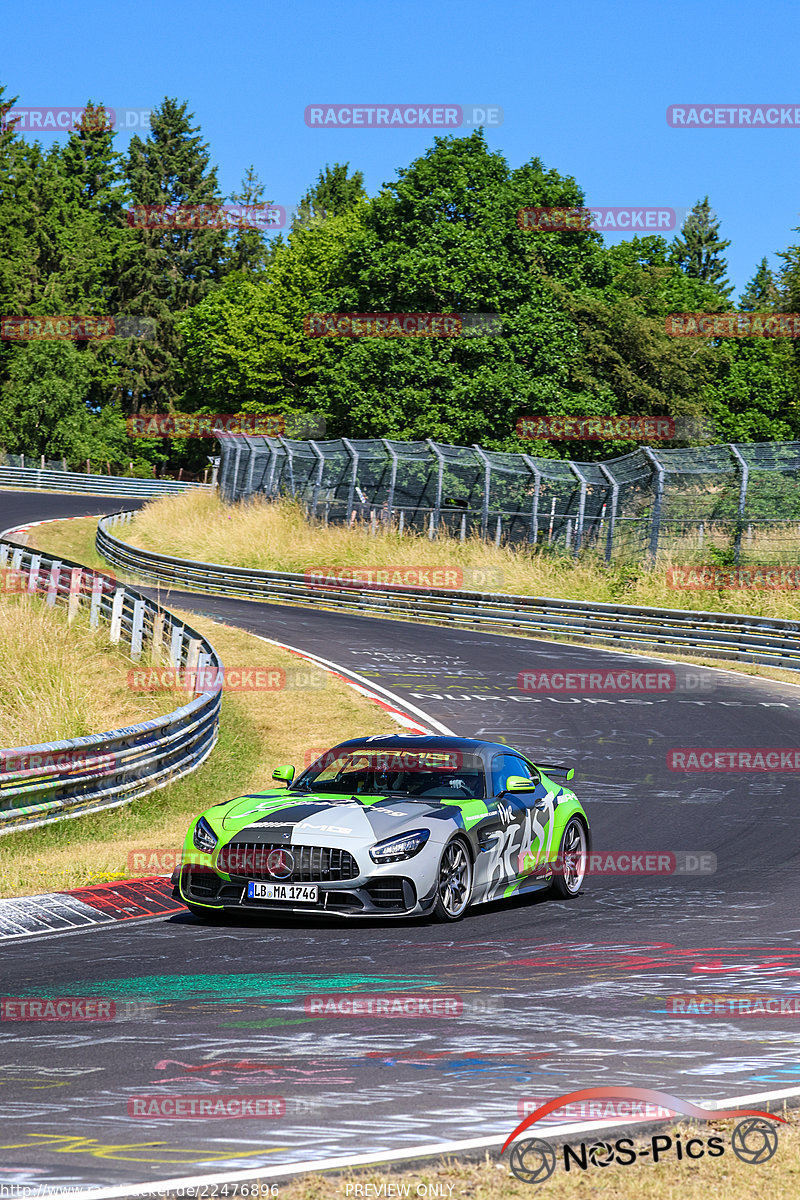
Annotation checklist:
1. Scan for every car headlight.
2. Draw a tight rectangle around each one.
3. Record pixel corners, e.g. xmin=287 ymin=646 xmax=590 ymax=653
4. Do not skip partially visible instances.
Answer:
xmin=192 ymin=816 xmax=218 ymax=854
xmin=369 ymin=828 xmax=430 ymax=863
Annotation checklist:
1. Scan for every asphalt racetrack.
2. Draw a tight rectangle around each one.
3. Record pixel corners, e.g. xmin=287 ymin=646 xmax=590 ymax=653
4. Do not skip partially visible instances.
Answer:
xmin=2 ymin=490 xmax=800 ymax=1190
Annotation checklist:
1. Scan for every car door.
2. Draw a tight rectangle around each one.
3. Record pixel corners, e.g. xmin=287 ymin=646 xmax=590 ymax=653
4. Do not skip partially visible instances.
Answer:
xmin=478 ymin=752 xmax=555 ymax=899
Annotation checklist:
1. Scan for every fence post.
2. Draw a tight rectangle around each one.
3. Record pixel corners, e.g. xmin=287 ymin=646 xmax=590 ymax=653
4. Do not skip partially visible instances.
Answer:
xmin=472 ymin=445 xmax=492 ymax=541
xmin=729 ymin=444 xmax=749 ymax=566
xmin=47 ymin=561 xmax=62 ymax=606
xmin=265 ymin=437 xmax=279 ymax=498
xmin=643 ymin=447 xmax=666 ymax=565
xmin=170 ymin=623 xmax=184 ymax=668
xmin=130 ymin=598 xmax=145 ymax=659
xmin=110 ymin=588 xmax=126 ymax=642
xmin=568 ymin=463 xmax=588 ymax=558
xmin=278 ymin=436 xmax=296 ymax=497
xmin=243 ymin=436 xmax=258 ymax=499
xmin=521 ymin=455 xmax=542 ymax=546
xmin=28 ymin=554 xmax=41 ymax=593
xmin=310 ymin=440 xmax=325 ymax=516
xmin=90 ymin=575 xmax=104 ymax=628
xmin=230 ymin=440 xmax=243 ymax=500
xmin=151 ymin=610 xmax=166 ymax=661
xmin=426 ymin=439 xmax=444 ymax=537
xmin=342 ymin=438 xmax=359 ymax=522
xmin=184 ymin=637 xmax=202 ymax=691
xmin=381 ymin=439 xmax=399 ymax=520
xmin=67 ymin=567 xmax=83 ymax=624
xmin=598 ymin=463 xmax=619 ymax=565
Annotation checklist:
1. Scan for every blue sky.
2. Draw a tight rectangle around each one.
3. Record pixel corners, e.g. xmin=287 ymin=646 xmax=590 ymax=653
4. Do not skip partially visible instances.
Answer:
xmin=4 ymin=0 xmax=799 ymax=297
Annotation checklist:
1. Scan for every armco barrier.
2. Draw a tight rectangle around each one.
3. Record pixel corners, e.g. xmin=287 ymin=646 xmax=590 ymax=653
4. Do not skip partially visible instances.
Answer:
xmin=0 ymin=464 xmax=209 ymax=497
xmin=96 ymin=511 xmax=800 ymax=673
xmin=0 ymin=532 xmax=222 ymax=834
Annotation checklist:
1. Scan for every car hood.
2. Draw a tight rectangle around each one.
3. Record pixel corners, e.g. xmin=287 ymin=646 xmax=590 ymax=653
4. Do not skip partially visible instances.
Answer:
xmin=219 ymin=790 xmax=483 ymax=842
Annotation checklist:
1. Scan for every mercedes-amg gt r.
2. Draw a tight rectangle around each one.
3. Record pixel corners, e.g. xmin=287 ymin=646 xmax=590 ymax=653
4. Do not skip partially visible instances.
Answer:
xmin=174 ymin=735 xmax=590 ymax=921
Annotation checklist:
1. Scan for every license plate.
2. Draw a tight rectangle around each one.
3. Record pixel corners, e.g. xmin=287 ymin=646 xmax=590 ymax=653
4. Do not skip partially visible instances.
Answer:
xmin=247 ymin=882 xmax=318 ymax=903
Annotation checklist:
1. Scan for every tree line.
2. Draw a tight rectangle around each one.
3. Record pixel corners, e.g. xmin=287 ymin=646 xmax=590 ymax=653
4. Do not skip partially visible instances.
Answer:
xmin=1 ymin=83 xmax=799 ymax=475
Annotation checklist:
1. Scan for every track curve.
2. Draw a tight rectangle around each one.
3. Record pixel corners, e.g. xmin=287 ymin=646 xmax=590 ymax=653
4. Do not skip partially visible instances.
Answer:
xmin=2 ymin=491 xmax=800 ymax=1190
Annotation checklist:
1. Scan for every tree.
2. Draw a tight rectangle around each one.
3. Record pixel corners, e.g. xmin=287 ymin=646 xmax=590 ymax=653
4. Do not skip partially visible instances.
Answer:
xmin=225 ymin=165 xmax=275 ymax=277
xmin=118 ymin=98 xmax=227 ymax=415
xmin=670 ymin=197 xmax=733 ymax=298
xmin=0 ymin=341 xmax=130 ymax=466
xmin=739 ymin=257 xmax=779 ymax=311
xmin=292 ymin=162 xmax=366 ymax=229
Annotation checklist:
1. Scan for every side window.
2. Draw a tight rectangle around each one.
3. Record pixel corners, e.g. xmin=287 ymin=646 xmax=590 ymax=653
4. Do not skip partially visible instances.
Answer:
xmin=490 ymin=753 xmax=537 ymax=796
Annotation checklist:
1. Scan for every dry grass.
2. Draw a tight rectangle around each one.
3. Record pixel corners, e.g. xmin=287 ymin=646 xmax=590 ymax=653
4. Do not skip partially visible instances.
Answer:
xmin=276 ymin=1111 xmax=800 ymax=1200
xmin=25 ymin=514 xmax=800 ymax=695
xmin=0 ymin=605 xmax=399 ymax=896
xmin=122 ymin=489 xmax=800 ymax=623
xmin=0 ymin=593 xmax=176 ymax=749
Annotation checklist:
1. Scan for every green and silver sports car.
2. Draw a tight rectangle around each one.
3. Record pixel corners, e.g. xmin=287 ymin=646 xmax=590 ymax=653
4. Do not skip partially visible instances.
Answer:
xmin=173 ymin=735 xmax=591 ymax=922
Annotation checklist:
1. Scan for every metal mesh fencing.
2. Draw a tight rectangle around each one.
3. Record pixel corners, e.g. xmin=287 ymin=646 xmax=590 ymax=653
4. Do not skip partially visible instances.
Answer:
xmin=217 ymin=434 xmax=800 ymax=566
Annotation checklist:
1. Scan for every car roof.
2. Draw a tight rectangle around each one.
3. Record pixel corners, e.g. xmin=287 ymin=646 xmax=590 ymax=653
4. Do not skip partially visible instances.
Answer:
xmin=329 ymin=735 xmax=529 ymax=759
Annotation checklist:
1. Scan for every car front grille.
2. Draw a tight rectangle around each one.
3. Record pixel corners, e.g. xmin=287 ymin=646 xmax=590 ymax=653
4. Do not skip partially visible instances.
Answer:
xmin=217 ymin=842 xmax=359 ymax=882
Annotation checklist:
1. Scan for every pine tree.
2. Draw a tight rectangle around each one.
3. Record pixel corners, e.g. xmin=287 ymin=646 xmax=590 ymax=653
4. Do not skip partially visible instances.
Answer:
xmin=671 ymin=197 xmax=733 ymax=298
xmin=118 ymin=98 xmax=226 ymax=414
xmin=226 ymin=165 xmax=274 ymax=276
xmin=292 ymin=162 xmax=366 ymax=229
xmin=739 ymin=257 xmax=778 ymax=311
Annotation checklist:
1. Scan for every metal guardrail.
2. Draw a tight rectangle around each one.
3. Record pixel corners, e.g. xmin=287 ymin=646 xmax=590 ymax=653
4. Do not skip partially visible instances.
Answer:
xmin=96 ymin=511 xmax=800 ymax=672
xmin=0 ymin=532 xmax=222 ymax=834
xmin=0 ymin=465 xmax=210 ymax=497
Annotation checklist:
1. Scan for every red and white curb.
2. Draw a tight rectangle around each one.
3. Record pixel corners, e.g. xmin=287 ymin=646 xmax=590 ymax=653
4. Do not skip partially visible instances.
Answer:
xmin=0 ymin=876 xmax=180 ymax=940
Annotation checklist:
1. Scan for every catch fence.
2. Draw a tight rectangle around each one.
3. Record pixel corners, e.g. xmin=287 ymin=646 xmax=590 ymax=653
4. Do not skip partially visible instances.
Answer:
xmin=218 ymin=436 xmax=800 ymax=566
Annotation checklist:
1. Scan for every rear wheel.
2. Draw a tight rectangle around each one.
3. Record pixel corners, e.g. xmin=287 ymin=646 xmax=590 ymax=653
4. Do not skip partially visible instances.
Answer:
xmin=550 ymin=817 xmax=587 ymax=898
xmin=432 ymin=838 xmax=473 ymax=921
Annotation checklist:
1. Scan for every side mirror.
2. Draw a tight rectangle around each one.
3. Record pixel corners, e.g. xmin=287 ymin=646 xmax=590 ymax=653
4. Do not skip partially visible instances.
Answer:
xmin=272 ymin=765 xmax=295 ymax=785
xmin=504 ymin=775 xmax=538 ymax=793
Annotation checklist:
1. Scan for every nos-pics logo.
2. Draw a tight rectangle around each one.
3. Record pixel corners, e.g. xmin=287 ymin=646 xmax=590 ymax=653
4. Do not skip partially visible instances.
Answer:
xmin=503 ymin=1087 xmax=784 ymax=1185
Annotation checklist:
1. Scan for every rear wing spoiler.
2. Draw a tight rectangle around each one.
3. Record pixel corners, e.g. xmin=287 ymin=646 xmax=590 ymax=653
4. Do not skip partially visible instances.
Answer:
xmin=536 ymin=763 xmax=575 ymax=781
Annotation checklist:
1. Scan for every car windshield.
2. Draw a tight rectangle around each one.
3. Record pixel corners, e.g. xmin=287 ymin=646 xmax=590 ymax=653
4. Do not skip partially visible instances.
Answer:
xmin=294 ymin=747 xmax=486 ymax=800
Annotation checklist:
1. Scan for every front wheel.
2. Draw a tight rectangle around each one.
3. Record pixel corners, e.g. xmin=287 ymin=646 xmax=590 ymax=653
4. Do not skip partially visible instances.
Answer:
xmin=432 ymin=838 xmax=473 ymax=921
xmin=550 ymin=817 xmax=588 ymax=898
